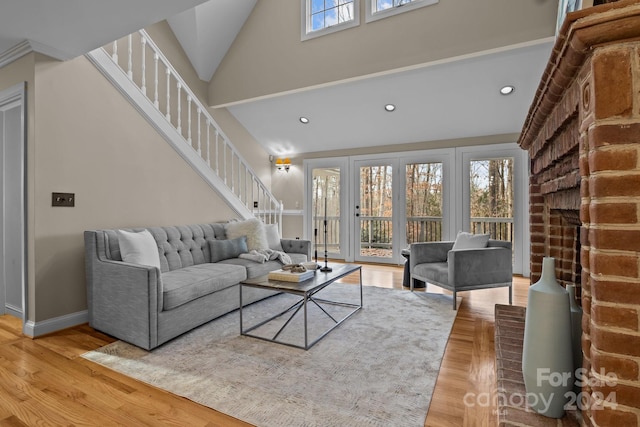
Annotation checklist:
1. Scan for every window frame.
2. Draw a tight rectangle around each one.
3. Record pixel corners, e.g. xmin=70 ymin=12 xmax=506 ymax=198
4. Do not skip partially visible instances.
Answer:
xmin=365 ymin=0 xmax=439 ymax=23
xmin=301 ymin=0 xmax=361 ymax=41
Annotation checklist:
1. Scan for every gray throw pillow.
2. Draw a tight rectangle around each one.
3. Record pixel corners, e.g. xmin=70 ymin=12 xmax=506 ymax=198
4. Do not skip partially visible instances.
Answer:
xmin=451 ymin=231 xmax=490 ymax=251
xmin=209 ymin=236 xmax=248 ymax=262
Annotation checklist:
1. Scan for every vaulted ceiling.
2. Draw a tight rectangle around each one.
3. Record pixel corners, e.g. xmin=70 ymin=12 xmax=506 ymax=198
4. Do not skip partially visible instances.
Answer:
xmin=0 ymin=0 xmax=558 ymax=156
xmin=0 ymin=0 xmax=206 ymax=62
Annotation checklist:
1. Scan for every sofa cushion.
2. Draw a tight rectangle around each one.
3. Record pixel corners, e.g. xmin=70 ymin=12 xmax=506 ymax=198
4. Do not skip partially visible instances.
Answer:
xmin=209 ymin=237 xmax=248 ymax=262
xmin=116 ymin=229 xmax=161 ymax=269
xmin=217 ymin=258 xmax=284 ymax=279
xmin=161 ymin=263 xmax=247 ymax=311
xmin=218 ymin=252 xmax=308 ymax=279
xmin=150 ymin=225 xmax=212 ymax=273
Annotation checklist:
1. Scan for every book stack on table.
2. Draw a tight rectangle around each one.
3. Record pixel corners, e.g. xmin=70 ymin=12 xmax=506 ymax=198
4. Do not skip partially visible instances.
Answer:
xmin=267 ymin=268 xmax=314 ymax=282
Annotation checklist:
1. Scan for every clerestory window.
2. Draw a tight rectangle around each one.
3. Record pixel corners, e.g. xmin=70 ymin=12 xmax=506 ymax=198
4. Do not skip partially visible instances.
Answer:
xmin=366 ymin=0 xmax=439 ymax=23
xmin=302 ymin=0 xmax=360 ymax=41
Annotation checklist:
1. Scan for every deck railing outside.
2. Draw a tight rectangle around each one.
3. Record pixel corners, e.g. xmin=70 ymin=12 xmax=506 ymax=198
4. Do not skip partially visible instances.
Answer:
xmin=312 ymin=216 xmax=514 ymax=254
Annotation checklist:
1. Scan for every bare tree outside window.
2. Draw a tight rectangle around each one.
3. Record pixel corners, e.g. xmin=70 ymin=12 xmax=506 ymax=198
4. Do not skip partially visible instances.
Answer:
xmin=310 ymin=0 xmax=355 ymax=31
xmin=469 ymin=158 xmax=514 ymax=241
xmin=376 ymin=0 xmax=412 ymax=11
xmin=406 ymin=162 xmax=443 ymax=244
xmin=359 ymin=165 xmax=393 ymax=257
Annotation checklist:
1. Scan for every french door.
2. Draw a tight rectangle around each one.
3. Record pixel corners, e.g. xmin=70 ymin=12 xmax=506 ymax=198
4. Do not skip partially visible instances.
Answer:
xmin=352 ymin=153 xmax=453 ymax=264
xmin=304 ymin=159 xmax=348 ymax=262
xmin=353 ymin=160 xmax=396 ymax=263
xmin=304 ymin=144 xmax=529 ymax=274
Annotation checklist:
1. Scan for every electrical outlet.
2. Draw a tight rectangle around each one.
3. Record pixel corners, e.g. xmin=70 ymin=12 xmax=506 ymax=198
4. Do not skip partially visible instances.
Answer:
xmin=52 ymin=192 xmax=75 ymax=207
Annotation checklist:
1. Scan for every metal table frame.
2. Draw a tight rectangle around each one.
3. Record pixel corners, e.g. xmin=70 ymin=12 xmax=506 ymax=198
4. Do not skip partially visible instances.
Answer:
xmin=239 ymin=264 xmax=362 ymax=350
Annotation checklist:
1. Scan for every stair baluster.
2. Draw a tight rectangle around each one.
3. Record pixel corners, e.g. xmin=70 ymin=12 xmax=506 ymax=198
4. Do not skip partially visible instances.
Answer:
xmin=87 ymin=29 xmax=282 ymax=231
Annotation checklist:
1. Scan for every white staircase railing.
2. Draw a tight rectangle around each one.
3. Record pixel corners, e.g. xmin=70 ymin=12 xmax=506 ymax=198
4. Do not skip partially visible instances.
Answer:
xmin=86 ymin=30 xmax=282 ymax=228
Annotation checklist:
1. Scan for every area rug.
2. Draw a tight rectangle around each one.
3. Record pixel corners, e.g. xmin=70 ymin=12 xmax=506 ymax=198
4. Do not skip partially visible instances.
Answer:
xmin=82 ymin=285 xmax=458 ymax=427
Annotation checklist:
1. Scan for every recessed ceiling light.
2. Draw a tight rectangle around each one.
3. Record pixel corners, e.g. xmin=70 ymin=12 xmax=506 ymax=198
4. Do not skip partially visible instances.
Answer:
xmin=299 ymin=117 xmax=309 ymax=124
xmin=384 ymin=104 xmax=396 ymax=112
xmin=500 ymin=85 xmax=515 ymax=95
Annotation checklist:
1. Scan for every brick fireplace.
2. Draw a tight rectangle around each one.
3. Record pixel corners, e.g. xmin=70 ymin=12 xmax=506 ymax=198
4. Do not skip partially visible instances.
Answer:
xmin=518 ymin=1 xmax=640 ymax=425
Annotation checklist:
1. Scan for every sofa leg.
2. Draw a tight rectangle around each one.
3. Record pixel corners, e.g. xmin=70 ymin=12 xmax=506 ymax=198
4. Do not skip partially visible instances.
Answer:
xmin=509 ymin=285 xmax=513 ymax=305
xmin=452 ymin=291 xmax=457 ymax=310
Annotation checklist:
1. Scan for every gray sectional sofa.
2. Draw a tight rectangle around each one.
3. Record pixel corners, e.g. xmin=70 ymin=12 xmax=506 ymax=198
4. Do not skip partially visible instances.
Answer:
xmin=84 ymin=222 xmax=311 ymax=350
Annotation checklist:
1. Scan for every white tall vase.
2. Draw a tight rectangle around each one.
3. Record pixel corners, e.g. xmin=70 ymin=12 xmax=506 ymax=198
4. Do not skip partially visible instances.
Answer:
xmin=522 ymin=257 xmax=573 ymax=418
xmin=567 ymin=284 xmax=583 ymax=395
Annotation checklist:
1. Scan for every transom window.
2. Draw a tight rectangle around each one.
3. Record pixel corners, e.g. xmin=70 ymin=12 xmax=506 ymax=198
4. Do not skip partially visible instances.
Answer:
xmin=366 ymin=0 xmax=439 ymax=22
xmin=302 ymin=0 xmax=360 ymax=41
xmin=373 ymin=0 xmax=415 ymax=13
xmin=311 ymin=0 xmax=355 ymax=31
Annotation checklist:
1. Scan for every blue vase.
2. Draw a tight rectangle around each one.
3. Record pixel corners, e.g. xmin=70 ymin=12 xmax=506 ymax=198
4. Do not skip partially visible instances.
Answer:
xmin=522 ymin=257 xmax=573 ymax=418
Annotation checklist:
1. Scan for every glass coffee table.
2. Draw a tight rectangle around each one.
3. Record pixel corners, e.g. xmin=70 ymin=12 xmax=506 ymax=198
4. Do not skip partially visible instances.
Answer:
xmin=239 ymin=264 xmax=362 ymax=350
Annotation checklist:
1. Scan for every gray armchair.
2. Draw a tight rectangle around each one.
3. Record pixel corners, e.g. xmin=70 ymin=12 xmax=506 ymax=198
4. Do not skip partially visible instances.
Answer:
xmin=409 ymin=240 xmax=513 ymax=309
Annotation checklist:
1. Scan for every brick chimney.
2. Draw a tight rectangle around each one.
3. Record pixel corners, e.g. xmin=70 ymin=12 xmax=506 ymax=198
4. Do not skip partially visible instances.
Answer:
xmin=518 ymin=1 xmax=640 ymax=425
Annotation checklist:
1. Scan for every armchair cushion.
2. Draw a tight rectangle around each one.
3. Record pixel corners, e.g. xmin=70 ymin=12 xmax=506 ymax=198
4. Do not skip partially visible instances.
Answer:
xmin=413 ymin=262 xmax=449 ymax=286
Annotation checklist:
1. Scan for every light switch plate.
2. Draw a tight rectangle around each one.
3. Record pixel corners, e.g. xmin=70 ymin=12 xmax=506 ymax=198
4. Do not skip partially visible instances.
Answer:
xmin=52 ymin=192 xmax=75 ymax=207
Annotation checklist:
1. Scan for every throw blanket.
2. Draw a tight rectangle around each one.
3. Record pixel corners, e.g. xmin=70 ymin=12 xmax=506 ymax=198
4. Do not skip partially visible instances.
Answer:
xmin=239 ymin=249 xmax=292 ymax=265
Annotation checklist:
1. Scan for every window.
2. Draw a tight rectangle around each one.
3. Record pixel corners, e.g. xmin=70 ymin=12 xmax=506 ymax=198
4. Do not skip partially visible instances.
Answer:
xmin=366 ymin=0 xmax=438 ymax=23
xmin=302 ymin=0 xmax=360 ymax=41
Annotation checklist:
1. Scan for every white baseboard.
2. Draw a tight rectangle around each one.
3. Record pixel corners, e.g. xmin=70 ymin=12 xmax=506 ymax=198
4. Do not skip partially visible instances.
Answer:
xmin=5 ymin=304 xmax=22 ymax=319
xmin=23 ymin=310 xmax=89 ymax=337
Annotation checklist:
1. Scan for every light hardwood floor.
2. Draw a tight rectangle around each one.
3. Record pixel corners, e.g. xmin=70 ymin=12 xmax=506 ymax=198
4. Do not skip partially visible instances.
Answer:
xmin=0 ymin=264 xmax=529 ymax=426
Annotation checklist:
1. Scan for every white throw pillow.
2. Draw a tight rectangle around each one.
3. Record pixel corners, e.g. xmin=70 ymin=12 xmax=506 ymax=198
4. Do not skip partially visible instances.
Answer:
xmin=264 ymin=223 xmax=284 ymax=252
xmin=117 ymin=229 xmax=161 ymax=269
xmin=225 ymin=218 xmax=269 ymax=252
xmin=451 ymin=231 xmax=490 ymax=251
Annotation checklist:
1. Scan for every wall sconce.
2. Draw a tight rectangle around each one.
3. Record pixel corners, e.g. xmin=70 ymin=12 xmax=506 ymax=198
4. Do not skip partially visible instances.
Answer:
xmin=275 ymin=157 xmax=291 ymax=172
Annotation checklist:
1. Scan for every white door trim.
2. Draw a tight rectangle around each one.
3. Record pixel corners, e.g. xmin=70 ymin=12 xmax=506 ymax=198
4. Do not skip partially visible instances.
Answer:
xmin=0 ymin=82 xmax=27 ymax=325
